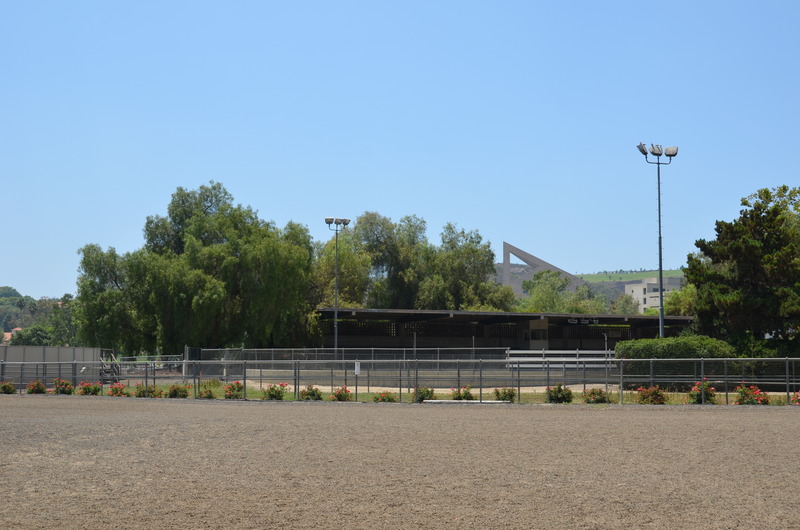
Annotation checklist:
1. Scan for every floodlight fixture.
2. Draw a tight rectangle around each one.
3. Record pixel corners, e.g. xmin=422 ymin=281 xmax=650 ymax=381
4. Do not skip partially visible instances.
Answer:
xmin=325 ymin=216 xmax=350 ymax=360
xmin=635 ymin=141 xmax=680 ymax=338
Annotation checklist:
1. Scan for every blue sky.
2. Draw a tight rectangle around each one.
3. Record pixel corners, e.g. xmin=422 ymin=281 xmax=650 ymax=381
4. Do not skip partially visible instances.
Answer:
xmin=3 ymin=1 xmax=799 ymax=299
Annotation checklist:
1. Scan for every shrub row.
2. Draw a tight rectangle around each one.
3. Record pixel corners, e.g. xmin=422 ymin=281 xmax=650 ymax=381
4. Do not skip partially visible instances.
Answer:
xmin=5 ymin=379 xmax=797 ymax=406
xmin=615 ymin=335 xmax=735 ymax=359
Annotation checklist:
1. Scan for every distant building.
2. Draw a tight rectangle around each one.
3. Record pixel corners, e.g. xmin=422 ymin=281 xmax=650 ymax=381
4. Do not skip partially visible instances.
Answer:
xmin=624 ymin=277 xmax=683 ymax=314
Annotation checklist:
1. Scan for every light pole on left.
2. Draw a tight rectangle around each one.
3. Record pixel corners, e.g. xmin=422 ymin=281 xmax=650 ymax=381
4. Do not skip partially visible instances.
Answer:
xmin=325 ymin=217 xmax=350 ymax=360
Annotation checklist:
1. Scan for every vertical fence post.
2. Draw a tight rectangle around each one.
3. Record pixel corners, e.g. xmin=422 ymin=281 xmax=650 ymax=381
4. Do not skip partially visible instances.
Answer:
xmin=295 ymin=361 xmax=300 ymax=400
xmin=546 ymin=360 xmax=550 ymax=403
xmin=724 ymin=359 xmax=729 ymax=405
xmin=145 ymin=363 xmax=149 ymax=394
xmin=649 ymin=359 xmax=654 ymax=388
xmin=398 ymin=363 xmax=402 ymax=402
xmin=701 ymin=358 xmax=705 ymax=405
xmin=619 ymin=359 xmax=624 ymax=405
xmin=517 ymin=361 xmax=521 ymax=403
xmin=786 ymin=358 xmax=791 ymax=405
xmin=457 ymin=360 xmax=461 ymax=392
xmin=479 ymin=360 xmax=483 ymax=402
xmin=72 ymin=361 xmax=77 ymax=389
xmin=243 ymin=360 xmax=247 ymax=400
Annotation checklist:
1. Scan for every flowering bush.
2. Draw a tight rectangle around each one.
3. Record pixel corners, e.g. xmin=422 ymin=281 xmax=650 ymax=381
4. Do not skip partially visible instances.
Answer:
xmin=224 ymin=381 xmax=244 ymax=399
xmin=262 ymin=382 xmax=289 ymax=400
xmin=51 ymin=378 xmax=74 ymax=395
xmin=26 ymin=380 xmax=46 ymax=394
xmin=373 ymin=392 xmax=398 ymax=402
xmin=0 ymin=381 xmax=17 ymax=394
xmin=166 ymin=384 xmax=190 ymax=398
xmin=134 ymin=383 xmax=163 ymax=398
xmin=413 ymin=386 xmax=435 ymax=403
xmin=636 ymin=386 xmax=666 ymax=405
xmin=582 ymin=388 xmax=610 ymax=404
xmin=546 ymin=383 xmax=573 ymax=403
xmin=686 ymin=380 xmax=716 ymax=404
xmin=493 ymin=387 xmax=517 ymax=402
xmin=791 ymin=392 xmax=800 ymax=406
xmin=734 ymin=384 xmax=770 ymax=405
xmin=107 ymin=382 xmax=131 ymax=397
xmin=198 ymin=388 xmax=216 ymax=399
xmin=330 ymin=386 xmax=353 ymax=401
xmin=300 ymin=385 xmax=323 ymax=401
xmin=77 ymin=381 xmax=102 ymax=396
xmin=450 ymin=386 xmax=475 ymax=400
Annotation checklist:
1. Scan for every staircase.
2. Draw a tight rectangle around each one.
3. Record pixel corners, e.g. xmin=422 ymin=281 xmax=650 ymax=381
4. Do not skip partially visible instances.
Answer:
xmin=99 ymin=352 xmax=121 ymax=384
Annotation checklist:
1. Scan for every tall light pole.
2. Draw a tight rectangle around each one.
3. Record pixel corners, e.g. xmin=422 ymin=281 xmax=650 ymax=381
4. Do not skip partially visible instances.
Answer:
xmin=636 ymin=143 xmax=678 ymax=338
xmin=325 ymin=216 xmax=350 ymax=360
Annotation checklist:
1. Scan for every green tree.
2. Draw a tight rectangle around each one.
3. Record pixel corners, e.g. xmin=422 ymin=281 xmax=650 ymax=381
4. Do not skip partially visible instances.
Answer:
xmin=517 ymin=270 xmax=571 ymax=312
xmin=313 ymin=230 xmax=372 ymax=308
xmin=664 ymin=283 xmax=696 ymax=317
xmin=9 ymin=325 xmax=52 ymax=346
xmin=684 ymin=185 xmax=800 ymax=352
xmin=351 ymin=214 xmax=511 ymax=311
xmin=77 ymin=182 xmax=315 ymax=354
xmin=609 ymin=293 xmax=640 ymax=315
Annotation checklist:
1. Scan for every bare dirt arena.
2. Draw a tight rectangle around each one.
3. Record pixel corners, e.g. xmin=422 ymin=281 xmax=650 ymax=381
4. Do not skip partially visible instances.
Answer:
xmin=3 ymin=396 xmax=800 ymax=529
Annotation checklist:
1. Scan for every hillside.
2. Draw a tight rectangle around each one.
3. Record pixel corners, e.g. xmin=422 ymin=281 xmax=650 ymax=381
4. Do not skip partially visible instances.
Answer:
xmin=577 ymin=270 xmax=684 ymax=283
xmin=496 ymin=265 xmax=684 ymax=299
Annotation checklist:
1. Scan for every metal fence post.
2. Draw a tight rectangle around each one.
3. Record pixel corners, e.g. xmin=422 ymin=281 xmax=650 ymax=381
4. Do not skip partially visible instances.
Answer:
xmin=398 ymin=363 xmax=402 ymax=401
xmin=724 ymin=359 xmax=729 ymax=405
xmin=243 ymin=360 xmax=247 ymax=399
xmin=619 ymin=359 xmax=624 ymax=405
xmin=701 ymin=358 xmax=705 ymax=405
xmin=546 ymin=360 xmax=550 ymax=403
xmin=457 ymin=360 xmax=461 ymax=391
xmin=479 ymin=360 xmax=483 ymax=402
xmin=72 ymin=361 xmax=77 ymax=389
xmin=786 ymin=358 xmax=791 ymax=405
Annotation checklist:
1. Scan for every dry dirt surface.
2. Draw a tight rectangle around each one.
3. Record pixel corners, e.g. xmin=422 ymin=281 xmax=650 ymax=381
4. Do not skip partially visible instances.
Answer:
xmin=3 ymin=396 xmax=800 ymax=529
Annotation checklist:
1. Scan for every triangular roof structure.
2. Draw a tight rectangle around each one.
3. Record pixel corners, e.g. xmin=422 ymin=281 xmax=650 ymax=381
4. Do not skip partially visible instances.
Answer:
xmin=502 ymin=242 xmax=585 ymax=294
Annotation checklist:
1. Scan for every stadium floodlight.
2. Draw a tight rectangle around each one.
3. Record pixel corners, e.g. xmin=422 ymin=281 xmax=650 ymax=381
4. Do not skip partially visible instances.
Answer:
xmin=326 ymin=216 xmax=350 ymax=360
xmin=636 ymin=142 xmax=679 ymax=338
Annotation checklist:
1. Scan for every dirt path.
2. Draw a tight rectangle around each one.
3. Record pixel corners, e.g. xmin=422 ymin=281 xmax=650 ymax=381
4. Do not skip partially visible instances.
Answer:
xmin=2 ymin=395 xmax=799 ymax=528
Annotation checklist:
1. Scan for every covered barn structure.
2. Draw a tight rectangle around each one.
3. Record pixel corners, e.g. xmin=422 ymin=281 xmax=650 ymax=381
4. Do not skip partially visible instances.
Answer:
xmin=318 ymin=308 xmax=693 ymax=352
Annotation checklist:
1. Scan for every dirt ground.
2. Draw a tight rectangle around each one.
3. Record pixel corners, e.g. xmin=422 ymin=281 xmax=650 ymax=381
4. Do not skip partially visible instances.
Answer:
xmin=2 ymin=396 xmax=800 ymax=529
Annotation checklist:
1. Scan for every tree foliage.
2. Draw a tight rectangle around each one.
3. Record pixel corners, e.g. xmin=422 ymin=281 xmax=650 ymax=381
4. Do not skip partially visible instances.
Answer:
xmin=684 ymin=185 xmax=800 ymax=352
xmin=516 ymin=270 xmax=638 ymax=314
xmin=334 ymin=213 xmax=513 ymax=311
xmin=77 ymin=182 xmax=314 ymax=354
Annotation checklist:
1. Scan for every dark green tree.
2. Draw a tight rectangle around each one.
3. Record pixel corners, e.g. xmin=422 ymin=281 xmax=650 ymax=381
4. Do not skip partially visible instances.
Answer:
xmin=684 ymin=185 xmax=800 ymax=353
